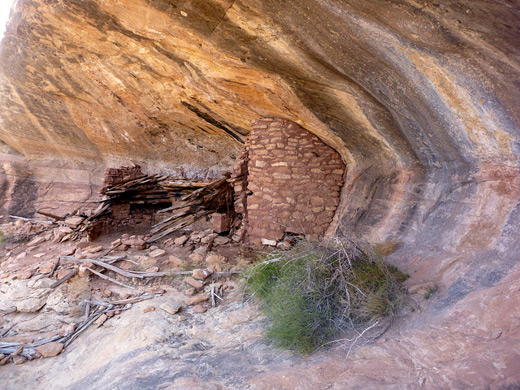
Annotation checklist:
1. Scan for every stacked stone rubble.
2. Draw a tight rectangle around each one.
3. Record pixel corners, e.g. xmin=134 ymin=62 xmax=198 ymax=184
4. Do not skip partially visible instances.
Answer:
xmin=228 ymin=151 xmax=249 ymax=242
xmin=103 ymin=165 xmax=143 ymax=188
xmin=242 ymin=117 xmax=345 ymax=245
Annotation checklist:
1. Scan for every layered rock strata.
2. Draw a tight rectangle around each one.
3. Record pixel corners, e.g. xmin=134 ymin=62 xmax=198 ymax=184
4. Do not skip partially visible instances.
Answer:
xmin=0 ymin=0 xmax=519 ymax=387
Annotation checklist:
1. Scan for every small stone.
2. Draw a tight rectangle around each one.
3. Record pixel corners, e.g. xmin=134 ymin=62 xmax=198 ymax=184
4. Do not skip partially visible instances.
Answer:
xmin=213 ymin=236 xmax=231 ymax=245
xmin=185 ymin=288 xmax=196 ymax=296
xmin=174 ymin=235 xmax=188 ymax=246
xmin=85 ymin=245 xmax=103 ymax=253
xmin=149 ymin=249 xmax=166 ymax=258
xmin=34 ymin=252 xmax=46 ymax=258
xmin=138 ymin=256 xmax=157 ymax=266
xmin=111 ymin=238 xmax=122 ymax=246
xmin=192 ymin=268 xmax=212 ymax=280
xmin=223 ymin=280 xmax=236 ymax=290
xmin=56 ymin=269 xmax=72 ymax=280
xmin=65 ymin=216 xmax=84 ymax=228
xmin=30 ymin=351 xmax=42 ymax=360
xmin=212 ymin=213 xmax=230 ymax=233
xmin=103 ymin=289 xmax=112 ymax=297
xmin=123 ymin=238 xmax=146 ymax=249
xmin=60 ymin=247 xmax=76 ymax=256
xmin=163 ymin=237 xmax=174 ymax=246
xmin=183 ymin=277 xmax=204 ymax=289
xmin=30 ymin=278 xmax=54 ymax=289
xmin=201 ymin=234 xmax=216 ymax=244
xmin=188 ymin=253 xmax=204 ymax=263
xmin=58 ymin=226 xmax=74 ymax=234
xmin=16 ymin=269 xmax=34 ymax=280
xmin=36 ymin=342 xmax=64 ymax=357
xmin=185 ymin=294 xmax=209 ymax=306
xmin=193 ymin=245 xmax=208 ymax=256
xmin=59 ymin=323 xmax=77 ymax=336
xmin=13 ymin=355 xmax=27 ymax=365
xmin=121 ymin=293 xmax=131 ymax=300
xmin=143 ymin=306 xmax=155 ymax=313
xmin=145 ymin=266 xmax=159 ymax=273
xmin=276 ymin=240 xmax=292 ymax=250
xmin=160 ymin=301 xmax=183 ymax=315
xmin=164 ymin=255 xmax=185 ymax=268
xmin=27 ymin=236 xmax=46 ymax=247
xmin=193 ymin=304 xmax=207 ymax=313
xmin=205 ymin=253 xmax=225 ymax=271
xmin=95 ymin=314 xmax=108 ymax=328
xmin=149 ymin=288 xmax=166 ymax=294
xmin=14 ymin=219 xmax=24 ymax=227
xmin=114 ymin=244 xmax=129 ymax=251
xmin=261 ymin=238 xmax=277 ymax=246
xmin=78 ymin=265 xmax=90 ymax=278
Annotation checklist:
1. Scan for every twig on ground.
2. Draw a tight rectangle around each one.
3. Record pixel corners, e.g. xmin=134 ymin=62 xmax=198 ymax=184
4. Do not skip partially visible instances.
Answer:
xmin=83 ymin=266 xmax=136 ymax=290
xmin=50 ymin=269 xmax=79 ymax=289
xmin=0 ymin=324 xmax=16 ymax=338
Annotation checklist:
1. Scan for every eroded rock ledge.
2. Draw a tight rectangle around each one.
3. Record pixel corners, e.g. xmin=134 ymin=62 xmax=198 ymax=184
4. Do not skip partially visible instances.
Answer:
xmin=0 ymin=0 xmax=519 ymax=388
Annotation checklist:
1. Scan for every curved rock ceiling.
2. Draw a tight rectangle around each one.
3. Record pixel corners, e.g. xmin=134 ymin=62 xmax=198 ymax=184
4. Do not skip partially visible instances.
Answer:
xmin=0 ymin=0 xmax=519 ymax=387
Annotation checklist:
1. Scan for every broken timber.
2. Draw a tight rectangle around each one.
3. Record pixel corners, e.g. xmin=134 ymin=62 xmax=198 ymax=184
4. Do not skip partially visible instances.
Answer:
xmin=146 ymin=177 xmax=234 ymax=243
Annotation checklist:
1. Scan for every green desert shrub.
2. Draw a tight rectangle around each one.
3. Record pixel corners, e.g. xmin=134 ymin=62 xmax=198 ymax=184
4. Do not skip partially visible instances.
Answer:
xmin=244 ymin=240 xmax=408 ymax=354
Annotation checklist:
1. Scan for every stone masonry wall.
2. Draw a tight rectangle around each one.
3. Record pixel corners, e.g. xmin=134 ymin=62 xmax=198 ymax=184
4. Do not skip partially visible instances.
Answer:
xmin=246 ymin=118 xmax=345 ymax=245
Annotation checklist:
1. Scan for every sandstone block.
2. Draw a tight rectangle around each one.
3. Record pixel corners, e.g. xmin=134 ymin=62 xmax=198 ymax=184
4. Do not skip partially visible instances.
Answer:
xmin=36 ymin=342 xmax=64 ymax=358
xmin=193 ymin=304 xmax=207 ymax=313
xmin=27 ymin=237 xmax=46 ymax=247
xmin=64 ymin=216 xmax=84 ymax=228
xmin=214 ymin=236 xmax=231 ymax=245
xmin=261 ymin=238 xmax=277 ymax=246
xmin=149 ymin=249 xmax=166 ymax=258
xmin=212 ymin=213 xmax=230 ymax=233
xmin=183 ymin=277 xmax=204 ymax=289
xmin=192 ymin=268 xmax=212 ymax=280
xmin=160 ymin=301 xmax=183 ymax=315
xmin=185 ymin=294 xmax=209 ymax=306
xmin=174 ymin=235 xmax=189 ymax=246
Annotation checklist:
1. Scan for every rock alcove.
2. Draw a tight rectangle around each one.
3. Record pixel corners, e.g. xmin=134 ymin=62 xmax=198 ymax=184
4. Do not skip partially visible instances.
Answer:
xmin=0 ymin=0 xmax=519 ymax=388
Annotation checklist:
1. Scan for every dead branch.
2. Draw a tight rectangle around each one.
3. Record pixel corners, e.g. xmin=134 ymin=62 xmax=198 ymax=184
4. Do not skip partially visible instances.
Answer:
xmin=50 ymin=269 xmax=79 ymax=289
xmin=83 ymin=266 xmax=136 ymax=290
xmin=36 ymin=210 xmax=65 ymax=221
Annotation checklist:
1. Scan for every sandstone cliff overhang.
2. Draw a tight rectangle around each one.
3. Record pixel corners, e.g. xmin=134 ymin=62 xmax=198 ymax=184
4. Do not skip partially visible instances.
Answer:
xmin=0 ymin=0 xmax=519 ymax=387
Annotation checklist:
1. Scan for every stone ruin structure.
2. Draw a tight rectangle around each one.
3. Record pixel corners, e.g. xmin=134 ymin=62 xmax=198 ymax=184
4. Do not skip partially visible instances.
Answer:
xmin=1 ymin=0 xmax=519 ymax=387
xmin=231 ymin=118 xmax=345 ymax=245
xmin=86 ymin=119 xmax=345 ymax=247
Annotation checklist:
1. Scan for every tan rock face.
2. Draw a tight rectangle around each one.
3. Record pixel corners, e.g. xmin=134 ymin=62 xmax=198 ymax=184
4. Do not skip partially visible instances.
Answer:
xmin=0 ymin=0 xmax=519 ymax=388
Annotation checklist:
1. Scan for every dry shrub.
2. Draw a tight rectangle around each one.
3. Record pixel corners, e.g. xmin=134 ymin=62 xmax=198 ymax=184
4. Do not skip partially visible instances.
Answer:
xmin=244 ymin=239 xmax=408 ymax=354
